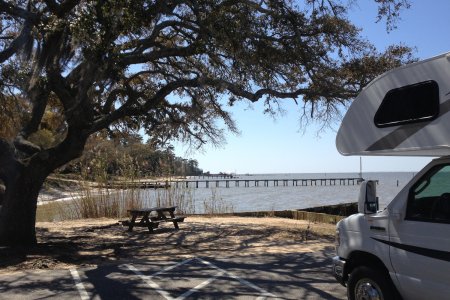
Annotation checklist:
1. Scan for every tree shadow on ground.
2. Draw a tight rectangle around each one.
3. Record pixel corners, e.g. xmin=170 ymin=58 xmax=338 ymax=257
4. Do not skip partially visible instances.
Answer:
xmin=0 ymin=218 xmax=334 ymax=274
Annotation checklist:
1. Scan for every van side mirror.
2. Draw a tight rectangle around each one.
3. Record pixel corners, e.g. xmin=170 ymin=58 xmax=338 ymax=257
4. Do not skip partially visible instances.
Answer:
xmin=358 ymin=180 xmax=379 ymax=214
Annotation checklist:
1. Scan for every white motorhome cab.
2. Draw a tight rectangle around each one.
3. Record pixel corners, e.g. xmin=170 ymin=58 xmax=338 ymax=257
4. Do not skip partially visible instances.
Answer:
xmin=333 ymin=52 xmax=450 ymax=300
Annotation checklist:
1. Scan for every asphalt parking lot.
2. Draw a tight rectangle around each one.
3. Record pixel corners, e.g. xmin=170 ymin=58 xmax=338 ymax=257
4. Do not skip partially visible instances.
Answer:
xmin=0 ymin=249 xmax=346 ymax=299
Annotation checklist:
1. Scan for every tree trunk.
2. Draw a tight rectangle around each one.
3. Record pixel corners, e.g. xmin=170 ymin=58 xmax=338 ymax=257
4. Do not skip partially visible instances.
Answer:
xmin=0 ymin=160 xmax=47 ymax=246
xmin=0 ymin=132 xmax=87 ymax=246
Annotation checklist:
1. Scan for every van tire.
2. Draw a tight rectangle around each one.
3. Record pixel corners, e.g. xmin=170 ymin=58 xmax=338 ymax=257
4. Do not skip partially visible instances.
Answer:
xmin=347 ymin=266 xmax=396 ymax=300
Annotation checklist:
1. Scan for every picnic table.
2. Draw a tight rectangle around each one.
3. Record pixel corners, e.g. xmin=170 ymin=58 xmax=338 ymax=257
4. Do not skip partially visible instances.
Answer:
xmin=122 ymin=206 xmax=185 ymax=233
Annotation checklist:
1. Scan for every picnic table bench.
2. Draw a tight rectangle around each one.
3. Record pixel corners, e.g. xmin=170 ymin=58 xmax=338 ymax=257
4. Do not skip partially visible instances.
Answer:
xmin=121 ymin=206 xmax=185 ymax=233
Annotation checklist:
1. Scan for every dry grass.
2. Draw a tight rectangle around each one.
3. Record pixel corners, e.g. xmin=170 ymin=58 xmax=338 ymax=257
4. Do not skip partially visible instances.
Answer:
xmin=37 ymin=184 xmax=236 ymax=222
xmin=36 ymin=188 xmax=144 ymax=221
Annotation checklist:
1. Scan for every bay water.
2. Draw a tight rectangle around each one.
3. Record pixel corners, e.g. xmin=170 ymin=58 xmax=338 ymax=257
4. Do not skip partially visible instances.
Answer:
xmin=143 ymin=172 xmax=417 ymax=213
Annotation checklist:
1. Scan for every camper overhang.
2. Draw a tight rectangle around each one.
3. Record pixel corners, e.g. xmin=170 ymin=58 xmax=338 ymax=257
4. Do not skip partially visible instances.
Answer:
xmin=336 ymin=51 xmax=450 ymax=157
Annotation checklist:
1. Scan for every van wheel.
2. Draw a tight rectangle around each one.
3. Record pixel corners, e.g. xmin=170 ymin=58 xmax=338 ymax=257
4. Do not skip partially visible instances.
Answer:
xmin=348 ymin=266 xmax=395 ymax=300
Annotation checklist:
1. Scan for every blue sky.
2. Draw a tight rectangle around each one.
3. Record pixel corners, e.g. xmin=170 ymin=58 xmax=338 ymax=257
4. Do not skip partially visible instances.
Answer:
xmin=175 ymin=0 xmax=450 ymax=174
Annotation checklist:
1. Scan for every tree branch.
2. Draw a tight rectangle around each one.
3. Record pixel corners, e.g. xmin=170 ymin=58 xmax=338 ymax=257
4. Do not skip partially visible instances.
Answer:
xmin=43 ymin=0 xmax=81 ymax=17
xmin=0 ymin=1 xmax=38 ymax=20
xmin=20 ymin=80 xmax=50 ymax=138
xmin=0 ymin=19 xmax=33 ymax=63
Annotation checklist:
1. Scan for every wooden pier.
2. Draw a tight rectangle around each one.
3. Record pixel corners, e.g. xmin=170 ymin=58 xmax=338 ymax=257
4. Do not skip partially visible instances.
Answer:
xmin=161 ymin=177 xmax=367 ymax=189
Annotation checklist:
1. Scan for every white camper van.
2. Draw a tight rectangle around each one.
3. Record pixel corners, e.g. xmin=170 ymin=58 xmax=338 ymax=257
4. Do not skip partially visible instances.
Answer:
xmin=333 ymin=52 xmax=450 ymax=300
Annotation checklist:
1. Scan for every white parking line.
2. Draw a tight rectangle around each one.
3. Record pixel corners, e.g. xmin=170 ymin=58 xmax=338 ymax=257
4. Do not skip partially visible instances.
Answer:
xmin=70 ymin=268 xmax=89 ymax=300
xmin=175 ymin=270 xmax=225 ymax=300
xmin=147 ymin=257 xmax=196 ymax=279
xmin=196 ymin=257 xmax=278 ymax=299
xmin=127 ymin=257 xmax=279 ymax=299
xmin=125 ymin=264 xmax=175 ymax=300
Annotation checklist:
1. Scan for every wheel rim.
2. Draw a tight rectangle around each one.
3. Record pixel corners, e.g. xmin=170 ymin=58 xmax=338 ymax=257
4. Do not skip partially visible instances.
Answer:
xmin=354 ymin=278 xmax=383 ymax=300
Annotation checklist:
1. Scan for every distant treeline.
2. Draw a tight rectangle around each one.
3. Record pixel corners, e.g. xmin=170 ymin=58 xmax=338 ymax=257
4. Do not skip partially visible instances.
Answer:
xmin=58 ymin=133 xmax=202 ymax=179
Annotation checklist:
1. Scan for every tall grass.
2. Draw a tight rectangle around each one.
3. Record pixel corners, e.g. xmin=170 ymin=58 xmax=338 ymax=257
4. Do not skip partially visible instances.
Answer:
xmin=36 ymin=184 xmax=144 ymax=222
xmin=153 ymin=186 xmax=196 ymax=215
xmin=37 ymin=150 xmax=235 ymax=221
xmin=37 ymin=154 xmax=146 ymax=221
xmin=37 ymin=184 xmax=234 ymax=222
xmin=37 ymin=174 xmax=233 ymax=221
xmin=203 ymin=188 xmax=234 ymax=215
xmin=73 ymin=183 xmax=144 ymax=219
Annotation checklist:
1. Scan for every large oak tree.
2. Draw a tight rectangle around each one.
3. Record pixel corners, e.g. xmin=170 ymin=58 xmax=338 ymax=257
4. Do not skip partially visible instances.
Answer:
xmin=0 ymin=0 xmax=413 ymax=246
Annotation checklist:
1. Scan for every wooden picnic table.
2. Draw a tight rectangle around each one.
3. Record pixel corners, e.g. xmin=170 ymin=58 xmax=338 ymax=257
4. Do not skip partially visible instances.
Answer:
xmin=122 ymin=206 xmax=185 ymax=233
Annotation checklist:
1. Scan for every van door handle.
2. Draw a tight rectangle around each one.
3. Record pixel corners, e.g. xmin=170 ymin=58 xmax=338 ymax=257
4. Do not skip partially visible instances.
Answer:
xmin=370 ymin=226 xmax=386 ymax=232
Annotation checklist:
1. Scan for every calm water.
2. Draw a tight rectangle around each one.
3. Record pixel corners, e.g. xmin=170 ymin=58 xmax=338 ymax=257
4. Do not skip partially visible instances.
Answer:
xmin=142 ymin=172 xmax=417 ymax=213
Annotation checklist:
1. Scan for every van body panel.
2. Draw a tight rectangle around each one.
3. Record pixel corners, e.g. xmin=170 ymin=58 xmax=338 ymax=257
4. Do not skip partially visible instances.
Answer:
xmin=336 ymin=212 xmax=392 ymax=271
xmin=388 ymin=157 xmax=450 ymax=299
xmin=389 ymin=220 xmax=450 ymax=299
xmin=333 ymin=52 xmax=450 ymax=299
xmin=334 ymin=158 xmax=450 ymax=299
xmin=336 ymin=52 xmax=450 ymax=156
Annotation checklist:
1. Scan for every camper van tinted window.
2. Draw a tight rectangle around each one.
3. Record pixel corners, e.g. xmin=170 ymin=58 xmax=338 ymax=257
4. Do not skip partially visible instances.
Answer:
xmin=406 ymin=164 xmax=450 ymax=224
xmin=374 ymin=80 xmax=439 ymax=128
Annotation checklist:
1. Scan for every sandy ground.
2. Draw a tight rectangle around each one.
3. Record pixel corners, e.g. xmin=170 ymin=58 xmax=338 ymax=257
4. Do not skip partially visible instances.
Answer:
xmin=0 ymin=216 xmax=336 ymax=274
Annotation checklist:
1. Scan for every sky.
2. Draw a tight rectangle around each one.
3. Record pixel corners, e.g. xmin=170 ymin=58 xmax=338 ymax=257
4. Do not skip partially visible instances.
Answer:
xmin=175 ymin=0 xmax=450 ymax=175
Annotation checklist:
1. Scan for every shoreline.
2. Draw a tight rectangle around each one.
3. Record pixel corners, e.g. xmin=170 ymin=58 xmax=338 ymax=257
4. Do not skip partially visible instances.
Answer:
xmin=38 ymin=176 xmax=188 ymax=204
